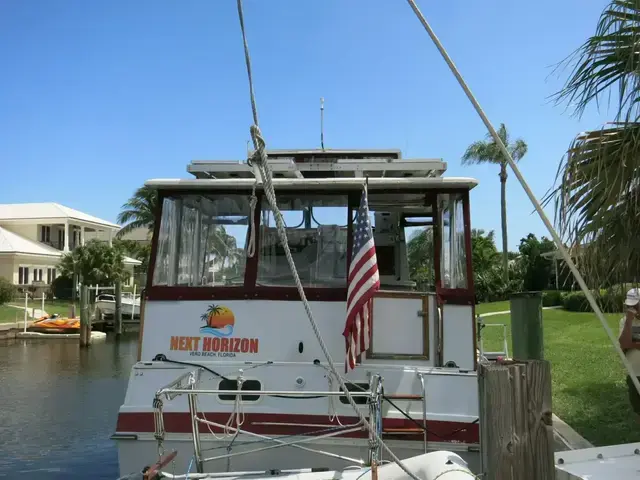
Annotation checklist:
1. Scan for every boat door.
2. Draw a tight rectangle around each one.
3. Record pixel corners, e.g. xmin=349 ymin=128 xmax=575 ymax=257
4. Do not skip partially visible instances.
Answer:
xmin=362 ymin=191 xmax=475 ymax=370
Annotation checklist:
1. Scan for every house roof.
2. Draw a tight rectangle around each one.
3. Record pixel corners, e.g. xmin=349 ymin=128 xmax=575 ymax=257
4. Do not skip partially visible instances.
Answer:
xmin=0 ymin=203 xmax=120 ymax=229
xmin=0 ymin=226 xmax=62 ymax=257
xmin=123 ymin=256 xmax=142 ymax=266
xmin=119 ymin=226 xmax=151 ymax=242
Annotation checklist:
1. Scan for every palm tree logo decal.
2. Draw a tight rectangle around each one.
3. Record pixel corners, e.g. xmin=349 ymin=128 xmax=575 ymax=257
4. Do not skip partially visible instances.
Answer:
xmin=200 ymin=304 xmax=235 ymax=337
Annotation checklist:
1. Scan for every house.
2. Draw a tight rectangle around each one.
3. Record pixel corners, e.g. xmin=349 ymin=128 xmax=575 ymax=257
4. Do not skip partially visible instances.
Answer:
xmin=119 ymin=226 xmax=151 ymax=245
xmin=0 ymin=203 xmax=142 ymax=291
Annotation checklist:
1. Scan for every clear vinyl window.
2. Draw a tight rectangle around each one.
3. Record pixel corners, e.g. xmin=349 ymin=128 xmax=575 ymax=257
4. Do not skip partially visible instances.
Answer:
xmin=438 ymin=193 xmax=467 ymax=289
xmin=152 ymin=194 xmax=250 ymax=286
xmin=257 ymin=195 xmax=348 ymax=288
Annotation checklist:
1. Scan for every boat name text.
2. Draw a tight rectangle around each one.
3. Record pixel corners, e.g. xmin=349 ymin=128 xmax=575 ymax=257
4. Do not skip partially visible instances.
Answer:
xmin=169 ymin=336 xmax=259 ymax=357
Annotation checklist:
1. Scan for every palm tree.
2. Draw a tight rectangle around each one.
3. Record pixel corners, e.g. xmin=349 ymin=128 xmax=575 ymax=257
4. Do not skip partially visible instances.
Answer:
xmin=117 ymin=185 xmax=158 ymax=237
xmin=200 ymin=304 xmax=224 ymax=327
xmin=462 ymin=124 xmax=527 ymax=281
xmin=548 ymin=0 xmax=640 ymax=286
xmin=59 ymin=240 xmax=126 ymax=285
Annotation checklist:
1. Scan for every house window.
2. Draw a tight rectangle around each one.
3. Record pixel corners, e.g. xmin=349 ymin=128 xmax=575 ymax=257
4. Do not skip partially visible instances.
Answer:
xmin=18 ymin=267 xmax=29 ymax=285
xmin=40 ymin=226 xmax=51 ymax=243
xmin=47 ymin=268 xmax=57 ymax=284
xmin=57 ymin=230 xmax=65 ymax=249
xmin=31 ymin=268 xmax=43 ymax=283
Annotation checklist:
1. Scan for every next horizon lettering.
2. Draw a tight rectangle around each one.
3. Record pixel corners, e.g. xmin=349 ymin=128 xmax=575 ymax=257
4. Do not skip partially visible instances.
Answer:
xmin=169 ymin=336 xmax=259 ymax=354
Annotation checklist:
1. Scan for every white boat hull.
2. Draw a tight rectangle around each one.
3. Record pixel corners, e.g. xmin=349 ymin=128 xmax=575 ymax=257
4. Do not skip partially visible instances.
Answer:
xmin=96 ymin=300 xmax=140 ymax=318
xmin=115 ymin=435 xmax=480 ymax=478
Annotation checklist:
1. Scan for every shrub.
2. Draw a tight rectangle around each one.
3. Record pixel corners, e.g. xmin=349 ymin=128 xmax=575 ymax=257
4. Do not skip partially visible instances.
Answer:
xmin=600 ymin=289 xmax=625 ymax=313
xmin=0 ymin=277 xmax=16 ymax=305
xmin=563 ymin=292 xmax=591 ymax=312
xmin=51 ymin=276 xmax=74 ymax=300
xmin=542 ymin=290 xmax=564 ymax=307
xmin=563 ymin=288 xmax=626 ymax=313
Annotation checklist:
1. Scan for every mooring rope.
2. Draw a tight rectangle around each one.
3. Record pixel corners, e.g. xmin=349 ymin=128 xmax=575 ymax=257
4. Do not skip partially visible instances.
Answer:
xmin=234 ymin=1 xmax=421 ymax=478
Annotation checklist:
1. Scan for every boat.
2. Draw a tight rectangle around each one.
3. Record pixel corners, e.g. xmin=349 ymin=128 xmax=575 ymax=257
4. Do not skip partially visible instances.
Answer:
xmin=27 ymin=314 xmax=80 ymax=334
xmin=124 ymin=450 xmax=475 ymax=480
xmin=113 ymin=149 xmax=484 ymax=477
xmin=96 ymin=292 xmax=141 ymax=318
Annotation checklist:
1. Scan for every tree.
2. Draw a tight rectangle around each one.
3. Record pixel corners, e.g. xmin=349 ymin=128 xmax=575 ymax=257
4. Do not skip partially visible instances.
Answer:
xmin=470 ymin=229 xmax=522 ymax=302
xmin=407 ymin=227 xmax=435 ymax=291
xmin=113 ymin=238 xmax=151 ymax=285
xmin=58 ymin=240 xmax=127 ymax=286
xmin=471 ymin=229 xmax=499 ymax=275
xmin=462 ymin=124 xmax=528 ymax=281
xmin=116 ymin=185 xmax=158 ymax=237
xmin=113 ymin=239 xmax=151 ymax=272
xmin=517 ymin=234 xmax=556 ymax=291
xmin=549 ymin=0 xmax=640 ymax=287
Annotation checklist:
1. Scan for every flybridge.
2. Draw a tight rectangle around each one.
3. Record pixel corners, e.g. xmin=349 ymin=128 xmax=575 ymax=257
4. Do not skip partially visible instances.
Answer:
xmin=187 ymin=149 xmax=448 ymax=180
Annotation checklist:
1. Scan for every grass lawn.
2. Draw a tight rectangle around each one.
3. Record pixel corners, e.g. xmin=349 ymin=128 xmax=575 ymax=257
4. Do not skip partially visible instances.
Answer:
xmin=476 ymin=300 xmax=510 ymax=315
xmin=8 ymin=299 xmax=76 ymax=317
xmin=478 ymin=301 xmax=638 ymax=446
xmin=0 ymin=305 xmax=23 ymax=324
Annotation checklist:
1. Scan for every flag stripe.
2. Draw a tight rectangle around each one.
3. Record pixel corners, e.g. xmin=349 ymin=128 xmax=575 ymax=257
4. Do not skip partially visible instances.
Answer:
xmin=346 ymin=264 xmax=379 ymax=314
xmin=348 ymin=239 xmax=376 ymax=282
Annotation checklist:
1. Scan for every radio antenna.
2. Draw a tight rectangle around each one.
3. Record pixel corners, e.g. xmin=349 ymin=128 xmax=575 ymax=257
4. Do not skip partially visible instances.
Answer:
xmin=320 ymin=97 xmax=325 ymax=151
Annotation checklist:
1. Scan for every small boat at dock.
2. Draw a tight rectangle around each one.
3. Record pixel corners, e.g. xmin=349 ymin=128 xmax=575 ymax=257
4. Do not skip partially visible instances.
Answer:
xmin=96 ymin=292 xmax=141 ymax=319
xmin=27 ymin=314 xmax=80 ymax=334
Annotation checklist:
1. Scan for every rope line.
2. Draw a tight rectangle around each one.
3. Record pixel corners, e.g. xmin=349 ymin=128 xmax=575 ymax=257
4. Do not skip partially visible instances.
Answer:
xmin=234 ymin=1 xmax=420 ymax=478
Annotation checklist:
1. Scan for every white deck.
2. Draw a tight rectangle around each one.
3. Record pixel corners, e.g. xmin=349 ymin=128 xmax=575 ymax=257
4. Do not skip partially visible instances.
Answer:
xmin=555 ymin=443 xmax=640 ymax=479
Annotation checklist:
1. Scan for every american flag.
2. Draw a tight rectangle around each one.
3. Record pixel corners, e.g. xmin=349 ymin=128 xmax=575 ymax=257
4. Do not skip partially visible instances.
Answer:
xmin=343 ymin=185 xmax=380 ymax=372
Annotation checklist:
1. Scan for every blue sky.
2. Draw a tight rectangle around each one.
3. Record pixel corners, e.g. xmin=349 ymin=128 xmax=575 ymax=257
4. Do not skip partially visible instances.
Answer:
xmin=0 ymin=0 xmax=613 ymax=250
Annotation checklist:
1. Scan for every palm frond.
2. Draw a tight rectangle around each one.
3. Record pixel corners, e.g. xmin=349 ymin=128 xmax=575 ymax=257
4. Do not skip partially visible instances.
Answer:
xmin=461 ymin=141 xmax=500 ymax=166
xmin=116 ymin=185 xmax=158 ymax=237
xmin=553 ymin=0 xmax=640 ymax=121
xmin=547 ymin=121 xmax=640 ymax=285
xmin=509 ymin=139 xmax=528 ymax=162
xmin=461 ymin=123 xmax=526 ymax=166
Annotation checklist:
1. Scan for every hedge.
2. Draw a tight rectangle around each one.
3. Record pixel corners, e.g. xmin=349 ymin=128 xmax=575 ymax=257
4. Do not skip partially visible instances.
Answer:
xmin=0 ymin=277 xmax=16 ymax=305
xmin=562 ymin=288 xmax=626 ymax=313
xmin=542 ymin=290 xmax=565 ymax=307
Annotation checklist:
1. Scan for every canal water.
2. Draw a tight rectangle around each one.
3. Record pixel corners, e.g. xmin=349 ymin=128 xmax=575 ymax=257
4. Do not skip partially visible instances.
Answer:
xmin=0 ymin=333 xmax=139 ymax=480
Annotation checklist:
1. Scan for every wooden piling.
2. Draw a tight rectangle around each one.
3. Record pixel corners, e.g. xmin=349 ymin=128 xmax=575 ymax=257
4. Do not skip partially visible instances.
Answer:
xmin=114 ymin=280 xmax=123 ymax=337
xmin=478 ymin=360 xmax=554 ymax=480
xmin=79 ymin=285 xmax=91 ymax=347
xmin=71 ymin=273 xmax=78 ymax=318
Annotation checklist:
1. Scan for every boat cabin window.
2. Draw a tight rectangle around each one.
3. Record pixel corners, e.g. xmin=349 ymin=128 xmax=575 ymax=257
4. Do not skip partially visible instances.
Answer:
xmin=439 ymin=193 xmax=467 ymax=289
xmin=152 ymin=194 xmax=250 ymax=286
xmin=148 ymin=188 xmax=472 ymax=301
xmin=258 ymin=195 xmax=348 ymax=288
xmin=367 ymin=193 xmax=434 ymax=292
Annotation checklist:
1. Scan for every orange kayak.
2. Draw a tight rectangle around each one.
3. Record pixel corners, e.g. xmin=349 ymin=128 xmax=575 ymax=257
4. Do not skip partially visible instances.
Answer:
xmin=27 ymin=314 xmax=80 ymax=333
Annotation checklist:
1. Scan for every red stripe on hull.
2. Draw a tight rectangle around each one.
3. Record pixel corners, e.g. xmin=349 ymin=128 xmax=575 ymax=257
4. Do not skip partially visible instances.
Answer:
xmin=116 ymin=412 xmax=479 ymax=444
